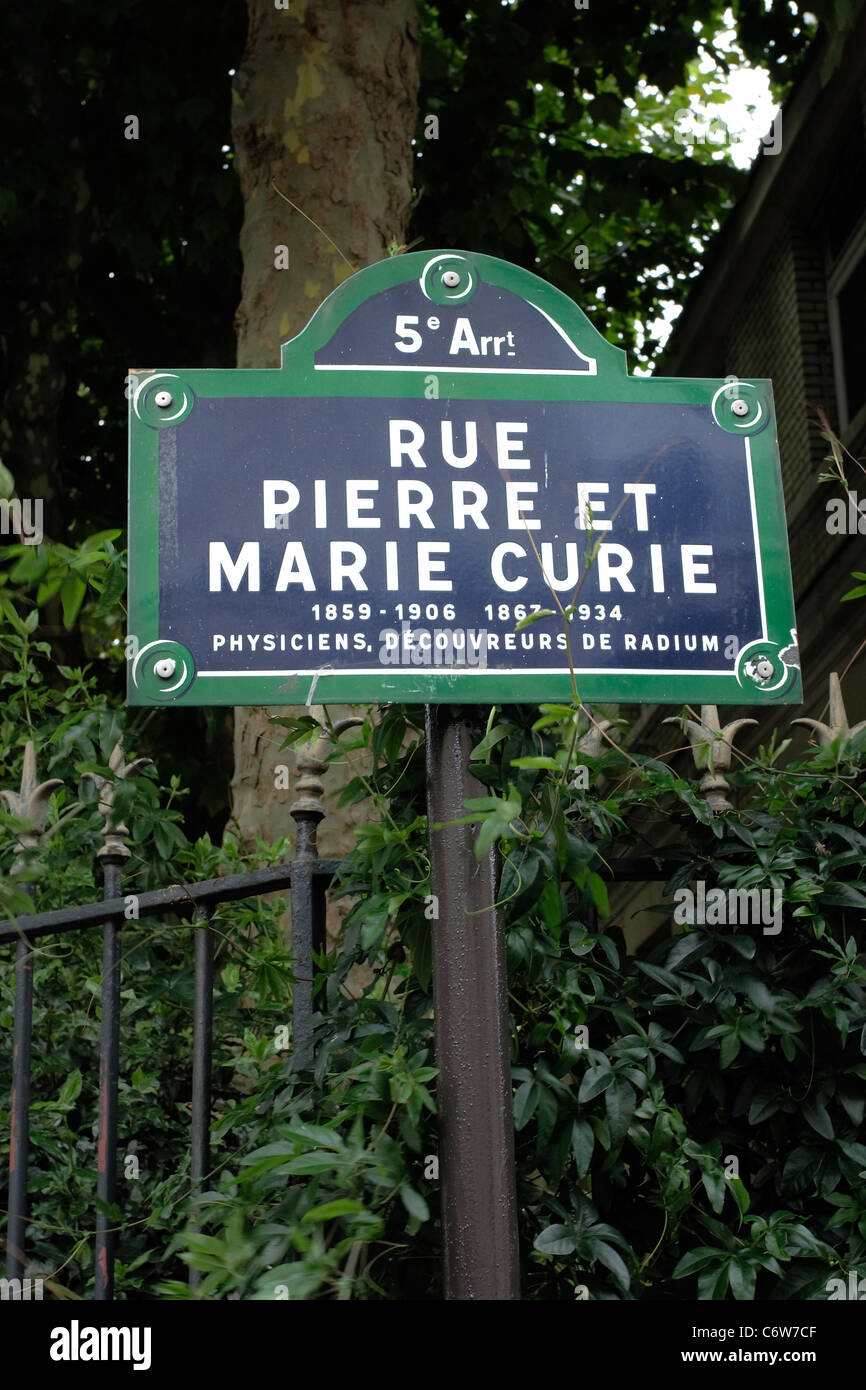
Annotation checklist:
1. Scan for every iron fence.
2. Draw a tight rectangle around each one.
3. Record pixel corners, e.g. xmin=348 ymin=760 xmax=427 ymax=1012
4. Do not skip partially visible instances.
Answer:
xmin=1 ymin=727 xmax=343 ymax=1299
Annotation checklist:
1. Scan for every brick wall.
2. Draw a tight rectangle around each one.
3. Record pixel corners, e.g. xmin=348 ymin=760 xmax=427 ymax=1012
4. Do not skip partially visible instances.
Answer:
xmin=722 ymin=224 xmax=839 ymax=602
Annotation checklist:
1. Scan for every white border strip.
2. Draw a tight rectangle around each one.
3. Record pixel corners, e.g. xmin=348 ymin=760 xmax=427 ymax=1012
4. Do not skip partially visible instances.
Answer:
xmin=526 ymin=301 xmax=596 ymax=372
xmin=745 ymin=436 xmax=768 ymax=640
xmin=197 ymin=665 xmax=733 ymax=679
xmin=193 ymin=426 xmax=767 ymax=687
xmin=314 ymin=364 xmax=594 ymax=375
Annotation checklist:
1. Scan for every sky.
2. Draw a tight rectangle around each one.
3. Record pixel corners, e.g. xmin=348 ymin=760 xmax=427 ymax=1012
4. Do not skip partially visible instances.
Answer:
xmin=635 ymin=13 xmax=785 ymax=367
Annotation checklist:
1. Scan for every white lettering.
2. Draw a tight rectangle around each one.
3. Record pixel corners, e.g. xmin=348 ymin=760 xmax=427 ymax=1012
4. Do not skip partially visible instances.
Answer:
xmin=576 ymin=482 xmax=611 ymax=530
xmin=345 ymin=480 xmax=380 ymax=528
xmin=209 ymin=541 xmax=260 ymax=592
xmin=389 ymin=419 xmax=426 ymax=468
xmin=495 ymin=422 xmax=530 ymax=469
xmin=491 ymin=542 xmax=527 ymax=591
xmin=262 ymin=480 xmax=300 ymax=529
xmin=682 ymin=544 xmax=716 ymax=594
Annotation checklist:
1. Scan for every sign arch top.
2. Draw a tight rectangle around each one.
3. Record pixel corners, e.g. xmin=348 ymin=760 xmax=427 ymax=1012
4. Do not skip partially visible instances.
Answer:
xmin=280 ymin=249 xmax=628 ymax=380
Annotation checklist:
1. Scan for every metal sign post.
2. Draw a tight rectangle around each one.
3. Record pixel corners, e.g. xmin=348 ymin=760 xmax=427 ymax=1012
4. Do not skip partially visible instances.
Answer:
xmin=127 ymin=248 xmax=802 ymax=1300
xmin=425 ymin=705 xmax=519 ymax=1299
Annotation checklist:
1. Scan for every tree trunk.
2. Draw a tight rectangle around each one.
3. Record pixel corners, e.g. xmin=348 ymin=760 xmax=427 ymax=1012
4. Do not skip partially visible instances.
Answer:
xmin=229 ymin=0 xmax=419 ymax=861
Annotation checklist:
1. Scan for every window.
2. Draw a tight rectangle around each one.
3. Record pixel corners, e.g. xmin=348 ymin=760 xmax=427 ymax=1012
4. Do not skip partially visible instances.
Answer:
xmin=824 ymin=120 xmax=866 ymax=435
xmin=828 ymin=213 xmax=866 ymax=432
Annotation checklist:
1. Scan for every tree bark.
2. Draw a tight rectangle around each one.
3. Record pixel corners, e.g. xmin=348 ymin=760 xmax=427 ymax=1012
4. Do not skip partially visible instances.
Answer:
xmin=230 ymin=0 xmax=419 ymax=859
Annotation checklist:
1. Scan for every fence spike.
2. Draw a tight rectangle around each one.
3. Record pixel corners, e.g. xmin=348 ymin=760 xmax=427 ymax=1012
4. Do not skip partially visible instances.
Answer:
xmin=84 ymin=739 xmax=152 ymax=860
xmin=290 ymin=714 xmax=364 ymax=824
xmin=663 ymin=705 xmax=756 ymax=813
xmin=792 ymin=672 xmax=866 ymax=748
xmin=0 ymin=741 xmax=64 ymax=861
xmin=567 ymin=706 xmax=625 ymax=795
xmin=576 ymin=706 xmax=616 ymax=759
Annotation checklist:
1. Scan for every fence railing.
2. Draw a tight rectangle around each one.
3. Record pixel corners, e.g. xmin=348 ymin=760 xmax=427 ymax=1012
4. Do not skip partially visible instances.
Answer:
xmin=0 ymin=725 xmax=346 ymax=1299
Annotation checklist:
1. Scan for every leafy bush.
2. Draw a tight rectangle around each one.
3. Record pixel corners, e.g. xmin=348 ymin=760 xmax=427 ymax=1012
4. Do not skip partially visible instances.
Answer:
xmin=165 ymin=703 xmax=866 ymax=1300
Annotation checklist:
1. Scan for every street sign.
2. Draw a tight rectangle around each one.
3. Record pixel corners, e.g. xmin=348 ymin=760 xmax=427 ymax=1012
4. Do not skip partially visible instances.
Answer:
xmin=127 ymin=250 xmax=801 ymax=706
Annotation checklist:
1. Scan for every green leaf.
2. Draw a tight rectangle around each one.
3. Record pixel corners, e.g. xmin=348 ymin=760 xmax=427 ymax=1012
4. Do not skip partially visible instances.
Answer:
xmin=60 ymin=575 xmax=87 ymax=629
xmin=279 ymin=1122 xmax=345 ymax=1150
xmin=593 ymin=1239 xmax=630 ymax=1290
xmin=802 ymin=1098 xmax=834 ymax=1139
xmin=728 ymin=1177 xmax=750 ymax=1220
xmin=514 ymin=608 xmax=555 ymax=629
xmin=534 ymin=1223 xmax=577 ymax=1255
xmin=578 ymin=1065 xmax=614 ymax=1103
xmin=58 ymin=1068 xmax=83 ymax=1106
xmin=399 ymin=1186 xmax=429 ymax=1222
xmin=605 ymin=1078 xmax=636 ymax=1147
xmin=36 ymin=575 xmax=64 ymax=606
xmin=0 ymin=597 xmax=27 ymax=635
xmin=571 ymin=1118 xmax=595 ymax=1175
xmin=700 ymin=1165 xmax=725 ymax=1214
xmin=81 ymin=528 xmax=122 ymax=551
xmin=470 ymin=723 xmax=511 ymax=761
xmin=361 ymin=906 xmax=390 ymax=951
xmin=302 ymin=1198 xmax=365 ymax=1223
xmin=587 ymin=871 xmax=610 ymax=916
xmin=748 ymin=1089 xmax=780 ymax=1125
xmin=281 ymin=1152 xmax=346 ymax=1176
xmin=823 ymin=881 xmax=866 ymax=909
xmin=728 ymin=1258 xmax=756 ymax=1300
xmin=90 ymin=559 xmax=127 ymax=617
xmin=513 ymin=1078 xmax=539 ymax=1130
xmin=672 ymin=1246 xmax=723 ymax=1278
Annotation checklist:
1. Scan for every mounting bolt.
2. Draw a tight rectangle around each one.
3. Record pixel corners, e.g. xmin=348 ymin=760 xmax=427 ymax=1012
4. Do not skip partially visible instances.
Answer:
xmin=441 ymin=270 xmax=461 ymax=287
xmin=731 ymin=398 xmax=749 ymax=417
xmin=753 ymin=656 xmax=774 ymax=682
xmin=154 ymin=390 xmax=174 ymax=409
xmin=154 ymin=657 xmax=176 ymax=679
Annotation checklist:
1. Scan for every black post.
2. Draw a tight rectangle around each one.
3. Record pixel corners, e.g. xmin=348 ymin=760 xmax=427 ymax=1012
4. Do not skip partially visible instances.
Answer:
xmin=189 ymin=904 xmax=213 ymax=1293
xmin=425 ymin=705 xmax=520 ymax=1300
xmin=289 ymin=811 xmax=325 ymax=1070
xmin=289 ymin=715 xmax=361 ymax=1069
xmin=94 ymin=854 xmax=124 ymax=1300
xmin=190 ymin=905 xmax=214 ymax=1192
xmin=89 ymin=739 xmax=150 ymax=1299
xmin=7 ymin=923 xmax=34 ymax=1280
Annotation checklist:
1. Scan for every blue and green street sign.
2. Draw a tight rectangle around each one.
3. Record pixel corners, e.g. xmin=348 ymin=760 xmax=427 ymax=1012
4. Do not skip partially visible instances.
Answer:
xmin=127 ymin=250 xmax=801 ymax=706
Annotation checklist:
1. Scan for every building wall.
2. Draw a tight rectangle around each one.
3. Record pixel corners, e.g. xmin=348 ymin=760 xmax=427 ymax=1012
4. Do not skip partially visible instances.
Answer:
xmin=611 ymin=71 xmax=866 ymax=955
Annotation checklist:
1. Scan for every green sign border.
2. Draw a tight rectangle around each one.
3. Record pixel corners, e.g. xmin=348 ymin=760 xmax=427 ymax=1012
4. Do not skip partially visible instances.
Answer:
xmin=127 ymin=250 xmax=801 ymax=707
